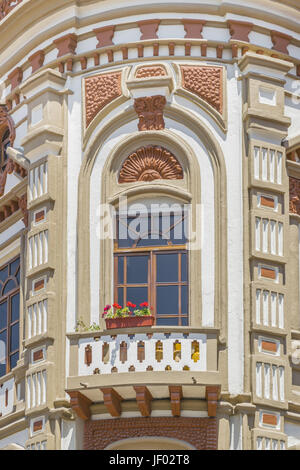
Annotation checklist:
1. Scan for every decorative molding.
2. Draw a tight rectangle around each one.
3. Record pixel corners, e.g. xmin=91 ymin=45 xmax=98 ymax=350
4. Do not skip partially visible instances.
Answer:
xmin=85 ymin=72 xmax=122 ymax=127
xmin=68 ymin=391 xmax=92 ymax=421
xmin=53 ymin=33 xmax=77 ymax=57
xmin=134 ymin=95 xmax=166 ymax=131
xmin=138 ymin=19 xmax=160 ymax=40
xmin=228 ymin=20 xmax=253 ymax=42
xmin=182 ymin=19 xmax=206 ymax=39
xmin=169 ymin=385 xmax=183 ymax=417
xmin=135 ymin=65 xmax=167 ymax=79
xmin=100 ymin=387 xmax=123 ymax=417
xmin=118 ymin=145 xmax=184 ymax=183
xmin=93 ymin=25 xmax=115 ymax=48
xmin=0 ymin=157 xmax=26 ymax=199
xmin=271 ymin=30 xmax=292 ymax=54
xmin=181 ymin=65 xmax=223 ymax=114
xmin=289 ymin=176 xmax=300 ymax=215
xmin=134 ymin=386 xmax=153 ymax=417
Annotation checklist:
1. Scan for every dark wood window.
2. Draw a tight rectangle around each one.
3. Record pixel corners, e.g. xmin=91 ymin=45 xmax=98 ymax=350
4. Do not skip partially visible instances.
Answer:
xmin=114 ymin=210 xmax=188 ymax=326
xmin=0 ymin=256 xmax=20 ymax=378
xmin=0 ymin=128 xmax=10 ymax=171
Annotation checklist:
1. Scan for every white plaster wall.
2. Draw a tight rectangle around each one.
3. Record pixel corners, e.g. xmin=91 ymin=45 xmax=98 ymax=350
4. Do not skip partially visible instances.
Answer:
xmin=0 ymin=220 xmax=24 ymax=246
xmin=0 ymin=377 xmax=15 ymax=417
xmin=285 ymin=421 xmax=300 ymax=448
xmin=0 ymin=429 xmax=27 ymax=450
xmin=61 ymin=419 xmax=76 ymax=450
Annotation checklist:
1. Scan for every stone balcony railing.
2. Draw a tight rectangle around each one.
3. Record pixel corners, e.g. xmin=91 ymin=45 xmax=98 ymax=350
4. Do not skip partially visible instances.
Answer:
xmin=0 ymin=0 xmax=22 ymax=20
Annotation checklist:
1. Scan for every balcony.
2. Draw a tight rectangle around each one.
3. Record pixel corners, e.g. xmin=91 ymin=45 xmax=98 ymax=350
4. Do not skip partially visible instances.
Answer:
xmin=66 ymin=327 xmax=222 ymax=420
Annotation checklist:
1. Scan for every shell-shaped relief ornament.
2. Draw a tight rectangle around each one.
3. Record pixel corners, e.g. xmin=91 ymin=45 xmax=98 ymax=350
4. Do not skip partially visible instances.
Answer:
xmin=118 ymin=146 xmax=183 ymax=183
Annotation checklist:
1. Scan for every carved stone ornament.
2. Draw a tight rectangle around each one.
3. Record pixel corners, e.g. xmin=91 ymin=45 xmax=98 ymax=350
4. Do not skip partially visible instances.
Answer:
xmin=118 ymin=146 xmax=183 ymax=183
xmin=289 ymin=177 xmax=300 ymax=215
xmin=134 ymin=96 xmax=166 ymax=131
xmin=0 ymin=105 xmax=15 ymax=143
xmin=85 ymin=72 xmax=122 ymax=127
xmin=181 ymin=65 xmax=223 ymax=114
xmin=0 ymin=0 xmax=22 ymax=20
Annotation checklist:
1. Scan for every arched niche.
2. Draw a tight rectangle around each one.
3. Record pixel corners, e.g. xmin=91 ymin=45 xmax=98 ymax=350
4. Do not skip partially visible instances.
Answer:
xmin=77 ymin=103 xmax=227 ymax=339
xmin=105 ymin=436 xmax=196 ymax=450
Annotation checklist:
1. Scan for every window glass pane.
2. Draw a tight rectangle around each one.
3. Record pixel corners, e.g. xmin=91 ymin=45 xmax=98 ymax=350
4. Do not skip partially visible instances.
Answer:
xmin=127 ymin=256 xmax=148 ymax=284
xmin=156 ymin=254 xmax=178 ymax=283
xmin=0 ymin=266 xmax=8 ymax=284
xmin=0 ymin=301 xmax=7 ymax=330
xmin=10 ymin=352 xmax=19 ymax=371
xmin=2 ymin=280 xmax=16 ymax=295
xmin=181 ymin=253 xmax=188 ymax=282
xmin=10 ymin=323 xmax=19 ymax=352
xmin=182 ymin=286 xmax=188 ymax=315
xmin=137 ymin=235 xmax=168 ymax=247
xmin=16 ymin=269 xmax=20 ymax=285
xmin=11 ymin=293 xmax=20 ymax=323
xmin=10 ymin=258 xmax=20 ymax=277
xmin=118 ymin=257 xmax=124 ymax=284
xmin=0 ymin=330 xmax=7 ymax=377
xmin=156 ymin=286 xmax=178 ymax=315
xmin=118 ymin=217 xmax=140 ymax=248
xmin=156 ymin=317 xmax=179 ymax=326
xmin=181 ymin=317 xmax=188 ymax=326
xmin=126 ymin=287 xmax=148 ymax=308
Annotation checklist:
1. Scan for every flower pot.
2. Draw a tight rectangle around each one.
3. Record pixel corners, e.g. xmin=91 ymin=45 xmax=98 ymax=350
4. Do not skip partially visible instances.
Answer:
xmin=105 ymin=315 xmax=154 ymax=330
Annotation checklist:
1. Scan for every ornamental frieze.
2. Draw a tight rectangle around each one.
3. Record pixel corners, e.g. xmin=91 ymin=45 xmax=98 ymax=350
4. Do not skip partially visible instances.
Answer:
xmin=180 ymin=65 xmax=223 ymax=114
xmin=134 ymin=95 xmax=166 ymax=131
xmin=118 ymin=145 xmax=183 ymax=183
xmin=135 ymin=65 xmax=167 ymax=79
xmin=289 ymin=176 xmax=300 ymax=216
xmin=85 ymin=72 xmax=122 ymax=127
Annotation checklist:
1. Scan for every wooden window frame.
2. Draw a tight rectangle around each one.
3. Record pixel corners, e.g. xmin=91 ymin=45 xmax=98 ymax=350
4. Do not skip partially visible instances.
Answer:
xmin=0 ymin=256 xmax=20 ymax=378
xmin=114 ymin=213 xmax=189 ymax=326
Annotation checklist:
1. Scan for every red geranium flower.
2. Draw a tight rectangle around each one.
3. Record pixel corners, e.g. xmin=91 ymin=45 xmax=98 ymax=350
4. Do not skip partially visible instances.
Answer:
xmin=140 ymin=302 xmax=149 ymax=308
xmin=127 ymin=301 xmax=136 ymax=308
xmin=113 ymin=303 xmax=122 ymax=309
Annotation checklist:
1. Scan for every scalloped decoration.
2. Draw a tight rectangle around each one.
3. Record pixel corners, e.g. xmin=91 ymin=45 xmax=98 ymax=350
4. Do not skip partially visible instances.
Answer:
xmin=119 ymin=146 xmax=183 ymax=183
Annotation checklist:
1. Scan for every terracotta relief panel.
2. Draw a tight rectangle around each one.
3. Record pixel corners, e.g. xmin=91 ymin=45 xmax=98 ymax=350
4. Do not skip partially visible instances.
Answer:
xmin=85 ymin=72 xmax=122 ymax=127
xmin=135 ymin=65 xmax=167 ymax=79
xmin=118 ymin=145 xmax=183 ymax=183
xmin=181 ymin=65 xmax=223 ymax=114
xmin=290 ymin=177 xmax=300 ymax=215
xmin=134 ymin=96 xmax=166 ymax=131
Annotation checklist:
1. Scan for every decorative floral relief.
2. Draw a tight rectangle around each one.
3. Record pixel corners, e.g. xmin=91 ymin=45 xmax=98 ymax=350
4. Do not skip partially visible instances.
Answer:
xmin=135 ymin=66 xmax=167 ymax=79
xmin=290 ymin=177 xmax=300 ymax=215
xmin=118 ymin=146 xmax=183 ymax=183
xmin=181 ymin=65 xmax=223 ymax=114
xmin=134 ymin=96 xmax=166 ymax=131
xmin=85 ymin=72 xmax=122 ymax=127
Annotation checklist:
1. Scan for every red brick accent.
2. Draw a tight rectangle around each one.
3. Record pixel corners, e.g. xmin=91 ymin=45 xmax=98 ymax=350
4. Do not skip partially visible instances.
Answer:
xmin=84 ymin=417 xmax=218 ymax=450
xmin=138 ymin=20 xmax=160 ymax=40
xmin=182 ymin=19 xmax=206 ymax=39
xmin=8 ymin=67 xmax=23 ymax=90
xmin=53 ymin=34 xmax=77 ymax=57
xmin=228 ymin=20 xmax=253 ymax=42
xmin=271 ymin=30 xmax=292 ymax=54
xmin=28 ymin=50 xmax=45 ymax=73
xmin=93 ymin=26 xmax=115 ymax=48
xmin=262 ymin=413 xmax=277 ymax=427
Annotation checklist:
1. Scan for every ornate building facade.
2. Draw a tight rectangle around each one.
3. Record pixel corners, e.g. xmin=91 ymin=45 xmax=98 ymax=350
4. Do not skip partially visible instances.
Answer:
xmin=0 ymin=0 xmax=300 ymax=451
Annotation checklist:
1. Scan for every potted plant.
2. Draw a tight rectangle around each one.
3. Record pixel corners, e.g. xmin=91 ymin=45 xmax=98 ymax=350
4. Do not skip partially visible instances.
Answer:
xmin=102 ymin=301 xmax=154 ymax=329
